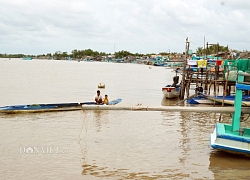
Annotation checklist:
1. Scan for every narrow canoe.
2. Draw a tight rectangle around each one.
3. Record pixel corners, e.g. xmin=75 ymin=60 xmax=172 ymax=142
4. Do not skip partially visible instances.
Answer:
xmin=200 ymin=93 xmax=250 ymax=106
xmin=0 ymin=98 xmax=122 ymax=113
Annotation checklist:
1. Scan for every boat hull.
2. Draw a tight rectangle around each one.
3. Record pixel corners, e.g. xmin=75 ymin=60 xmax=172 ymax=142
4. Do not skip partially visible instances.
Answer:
xmin=206 ymin=95 xmax=250 ymax=106
xmin=210 ymin=123 xmax=250 ymax=155
xmin=22 ymin=57 xmax=32 ymax=60
xmin=162 ymin=87 xmax=180 ymax=99
xmin=187 ymin=96 xmax=217 ymax=104
xmin=0 ymin=99 xmax=122 ymax=114
xmin=188 ymin=93 xmax=250 ymax=106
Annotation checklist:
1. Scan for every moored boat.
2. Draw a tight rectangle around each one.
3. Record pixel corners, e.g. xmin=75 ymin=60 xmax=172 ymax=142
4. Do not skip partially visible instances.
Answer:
xmin=210 ymin=72 xmax=250 ymax=156
xmin=162 ymin=74 xmax=180 ymax=99
xmin=162 ymin=85 xmax=180 ymax=99
xmin=188 ymin=93 xmax=250 ymax=106
xmin=22 ymin=57 xmax=33 ymax=60
xmin=0 ymin=98 xmax=122 ymax=113
xmin=205 ymin=93 xmax=250 ymax=106
xmin=186 ymin=95 xmax=217 ymax=105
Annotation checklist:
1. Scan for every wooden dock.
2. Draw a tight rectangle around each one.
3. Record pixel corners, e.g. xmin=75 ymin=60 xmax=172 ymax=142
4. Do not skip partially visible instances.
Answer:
xmin=179 ymin=39 xmax=238 ymax=100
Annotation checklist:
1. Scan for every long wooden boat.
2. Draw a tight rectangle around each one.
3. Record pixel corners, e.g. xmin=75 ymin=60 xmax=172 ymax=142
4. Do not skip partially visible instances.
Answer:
xmin=187 ymin=93 xmax=250 ymax=106
xmin=210 ymin=72 xmax=250 ymax=156
xmin=201 ymin=93 xmax=250 ymax=106
xmin=186 ymin=95 xmax=218 ymax=105
xmin=0 ymin=98 xmax=122 ymax=114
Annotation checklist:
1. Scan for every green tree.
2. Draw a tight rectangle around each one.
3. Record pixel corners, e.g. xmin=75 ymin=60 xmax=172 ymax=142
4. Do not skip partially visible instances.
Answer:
xmin=71 ymin=49 xmax=78 ymax=58
xmin=114 ymin=50 xmax=132 ymax=58
xmin=196 ymin=44 xmax=229 ymax=55
xmin=83 ymin=49 xmax=94 ymax=56
xmin=196 ymin=47 xmax=204 ymax=55
xmin=61 ymin=52 xmax=68 ymax=58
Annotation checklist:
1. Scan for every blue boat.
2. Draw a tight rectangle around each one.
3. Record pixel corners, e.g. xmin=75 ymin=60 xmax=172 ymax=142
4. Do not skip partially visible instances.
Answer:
xmin=210 ymin=72 xmax=250 ymax=155
xmin=186 ymin=95 xmax=217 ymax=105
xmin=187 ymin=93 xmax=250 ymax=106
xmin=22 ymin=57 xmax=33 ymax=60
xmin=0 ymin=98 xmax=122 ymax=113
xmin=153 ymin=56 xmax=164 ymax=66
xmin=153 ymin=62 xmax=164 ymax=66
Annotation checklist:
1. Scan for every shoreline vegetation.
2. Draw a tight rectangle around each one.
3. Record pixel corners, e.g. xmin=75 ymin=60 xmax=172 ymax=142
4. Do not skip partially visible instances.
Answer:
xmin=0 ymin=44 xmax=246 ymax=62
xmin=0 ymin=48 xmax=184 ymax=61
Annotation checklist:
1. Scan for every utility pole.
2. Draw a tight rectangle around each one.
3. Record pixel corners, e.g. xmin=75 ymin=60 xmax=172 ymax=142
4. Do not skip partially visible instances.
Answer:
xmin=180 ymin=37 xmax=190 ymax=100
xmin=204 ymin=36 xmax=205 ymax=57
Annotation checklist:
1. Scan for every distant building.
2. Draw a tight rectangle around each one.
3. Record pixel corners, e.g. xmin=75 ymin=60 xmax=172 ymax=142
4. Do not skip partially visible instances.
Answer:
xmin=239 ymin=51 xmax=250 ymax=59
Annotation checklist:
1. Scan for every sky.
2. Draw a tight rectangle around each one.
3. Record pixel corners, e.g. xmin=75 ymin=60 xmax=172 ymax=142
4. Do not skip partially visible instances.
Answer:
xmin=1 ymin=0 xmax=250 ymax=55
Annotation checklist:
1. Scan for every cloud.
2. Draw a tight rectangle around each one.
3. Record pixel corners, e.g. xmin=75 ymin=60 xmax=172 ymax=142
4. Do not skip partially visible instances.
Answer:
xmin=0 ymin=0 xmax=250 ymax=54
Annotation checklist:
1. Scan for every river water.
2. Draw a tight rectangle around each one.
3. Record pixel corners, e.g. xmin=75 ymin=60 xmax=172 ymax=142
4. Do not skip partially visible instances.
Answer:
xmin=0 ymin=58 xmax=250 ymax=180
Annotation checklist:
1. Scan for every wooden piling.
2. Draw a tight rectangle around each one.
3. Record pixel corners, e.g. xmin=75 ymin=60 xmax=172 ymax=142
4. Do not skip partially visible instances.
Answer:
xmin=180 ymin=38 xmax=189 ymax=100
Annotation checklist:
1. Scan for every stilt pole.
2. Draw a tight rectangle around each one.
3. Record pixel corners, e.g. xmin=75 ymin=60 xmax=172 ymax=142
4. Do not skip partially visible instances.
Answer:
xmin=180 ymin=37 xmax=189 ymax=99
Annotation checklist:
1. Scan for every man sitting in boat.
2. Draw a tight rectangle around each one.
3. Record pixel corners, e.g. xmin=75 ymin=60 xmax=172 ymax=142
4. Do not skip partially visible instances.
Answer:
xmin=195 ymin=85 xmax=203 ymax=93
xmin=94 ymin=90 xmax=103 ymax=104
xmin=103 ymin=94 xmax=109 ymax=105
xmin=171 ymin=75 xmax=179 ymax=87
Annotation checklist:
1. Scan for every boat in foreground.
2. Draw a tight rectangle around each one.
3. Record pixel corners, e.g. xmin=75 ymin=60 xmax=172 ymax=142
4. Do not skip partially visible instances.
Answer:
xmin=210 ymin=72 xmax=250 ymax=156
xmin=0 ymin=98 xmax=122 ymax=114
xmin=210 ymin=122 xmax=250 ymax=155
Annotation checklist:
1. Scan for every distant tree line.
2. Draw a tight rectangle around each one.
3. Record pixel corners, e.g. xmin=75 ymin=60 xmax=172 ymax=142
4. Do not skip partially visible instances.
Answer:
xmin=0 ymin=45 xmax=236 ymax=59
xmin=0 ymin=49 xmax=176 ymax=59
xmin=0 ymin=53 xmax=33 ymax=58
xmin=196 ymin=44 xmax=229 ymax=56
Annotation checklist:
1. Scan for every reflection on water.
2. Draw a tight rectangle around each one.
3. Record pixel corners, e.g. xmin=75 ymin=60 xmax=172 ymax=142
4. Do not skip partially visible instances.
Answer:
xmin=81 ymin=163 xmax=165 ymax=179
xmin=209 ymin=151 xmax=250 ymax=179
xmin=161 ymin=97 xmax=180 ymax=106
xmin=79 ymin=110 xmax=219 ymax=179
xmin=92 ymin=110 xmax=109 ymax=132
